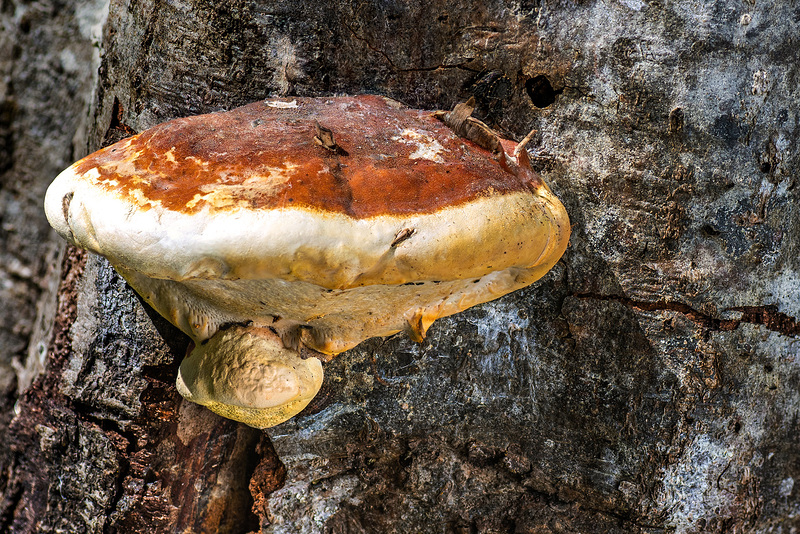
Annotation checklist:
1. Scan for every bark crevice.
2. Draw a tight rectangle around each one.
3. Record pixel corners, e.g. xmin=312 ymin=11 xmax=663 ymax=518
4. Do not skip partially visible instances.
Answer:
xmin=574 ymin=292 xmax=800 ymax=338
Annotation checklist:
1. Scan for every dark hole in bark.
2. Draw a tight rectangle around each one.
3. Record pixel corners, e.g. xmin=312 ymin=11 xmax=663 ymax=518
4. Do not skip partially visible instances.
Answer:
xmin=525 ymin=75 xmax=562 ymax=108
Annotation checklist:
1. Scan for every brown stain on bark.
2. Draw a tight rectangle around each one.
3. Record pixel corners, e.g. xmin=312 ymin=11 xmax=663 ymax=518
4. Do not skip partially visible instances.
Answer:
xmin=249 ymin=438 xmax=287 ymax=530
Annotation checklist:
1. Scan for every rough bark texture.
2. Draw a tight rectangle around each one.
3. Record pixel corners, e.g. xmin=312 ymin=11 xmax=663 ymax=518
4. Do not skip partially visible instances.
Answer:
xmin=2 ymin=0 xmax=799 ymax=533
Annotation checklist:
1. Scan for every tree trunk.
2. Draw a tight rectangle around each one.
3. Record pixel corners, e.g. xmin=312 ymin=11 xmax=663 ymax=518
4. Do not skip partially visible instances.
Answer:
xmin=2 ymin=1 xmax=799 ymax=532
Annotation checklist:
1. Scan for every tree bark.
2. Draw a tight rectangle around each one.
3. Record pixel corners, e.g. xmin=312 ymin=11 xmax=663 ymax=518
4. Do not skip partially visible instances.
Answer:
xmin=2 ymin=0 xmax=799 ymax=533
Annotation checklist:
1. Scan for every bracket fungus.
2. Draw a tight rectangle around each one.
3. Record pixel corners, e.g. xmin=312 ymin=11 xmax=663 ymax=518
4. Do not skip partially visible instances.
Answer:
xmin=44 ymin=95 xmax=570 ymax=428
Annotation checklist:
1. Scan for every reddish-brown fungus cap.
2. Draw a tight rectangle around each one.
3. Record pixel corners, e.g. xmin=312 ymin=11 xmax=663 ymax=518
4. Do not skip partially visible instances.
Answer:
xmin=67 ymin=95 xmax=541 ymax=217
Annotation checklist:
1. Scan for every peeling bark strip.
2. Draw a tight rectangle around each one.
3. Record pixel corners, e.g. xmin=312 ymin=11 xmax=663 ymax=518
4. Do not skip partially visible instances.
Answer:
xmin=433 ymin=97 xmax=504 ymax=155
xmin=574 ymin=293 xmax=800 ymax=338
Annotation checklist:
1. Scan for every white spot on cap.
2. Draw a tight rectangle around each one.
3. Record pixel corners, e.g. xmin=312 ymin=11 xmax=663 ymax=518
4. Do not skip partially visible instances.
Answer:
xmin=392 ymin=129 xmax=446 ymax=163
xmin=184 ymin=163 xmax=299 ymax=210
xmin=266 ymin=99 xmax=299 ymax=109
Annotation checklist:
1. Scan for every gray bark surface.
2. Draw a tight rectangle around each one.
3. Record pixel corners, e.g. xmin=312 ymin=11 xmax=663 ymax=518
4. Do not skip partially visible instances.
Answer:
xmin=2 ymin=1 xmax=799 ymax=533
xmin=0 ymin=0 xmax=107 ymax=430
